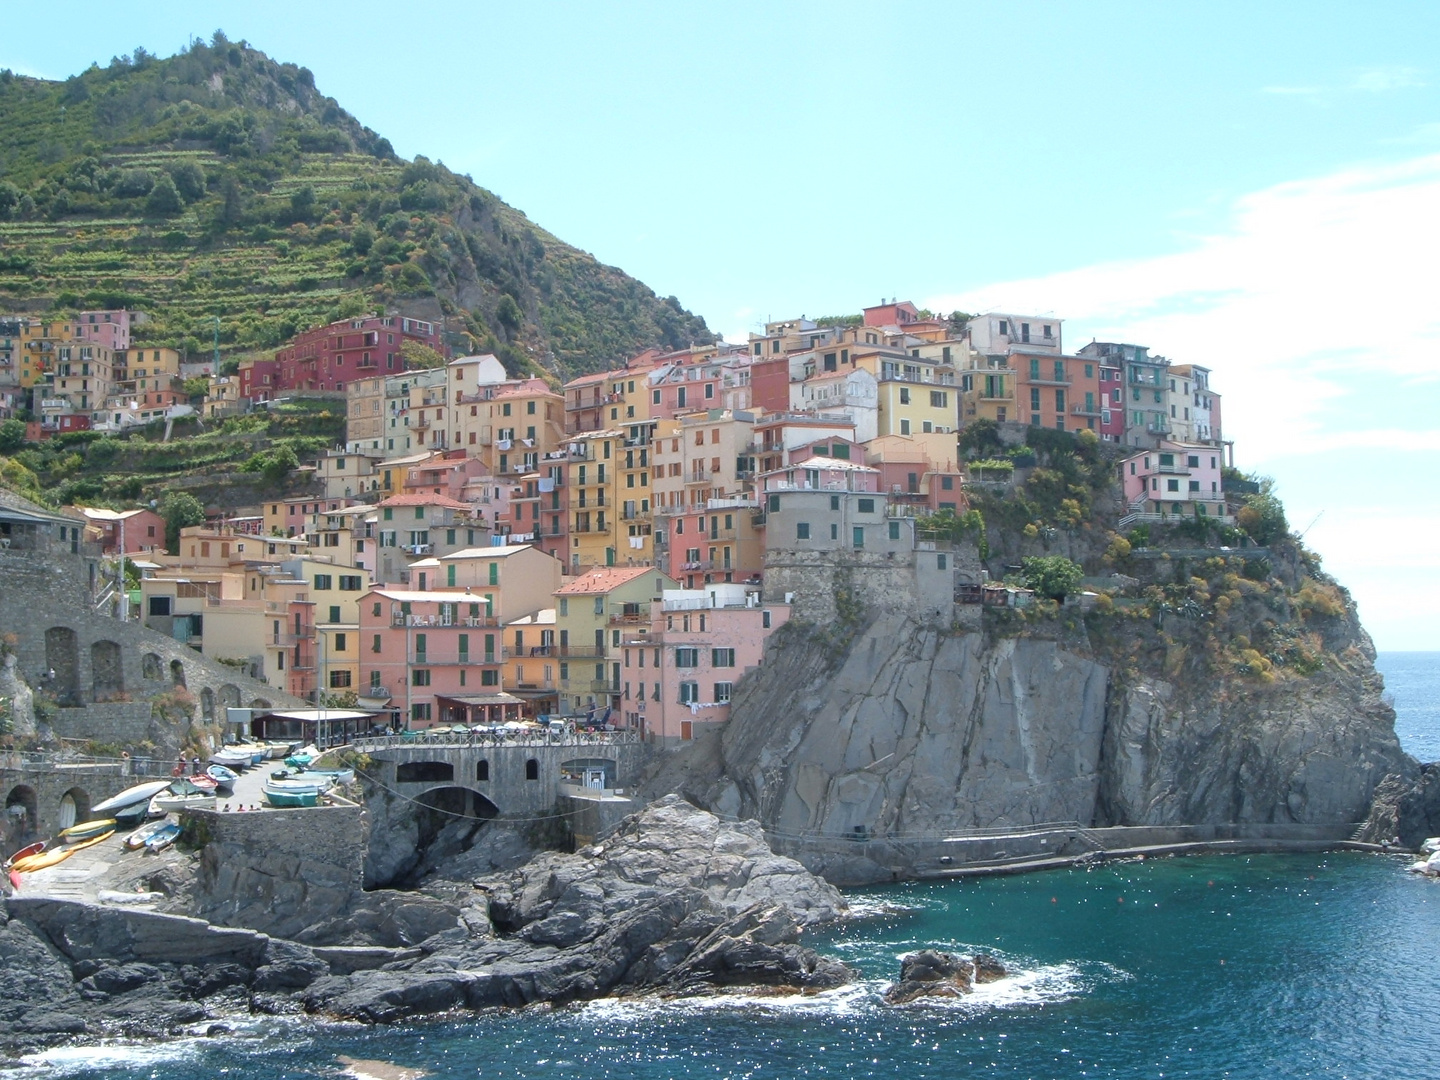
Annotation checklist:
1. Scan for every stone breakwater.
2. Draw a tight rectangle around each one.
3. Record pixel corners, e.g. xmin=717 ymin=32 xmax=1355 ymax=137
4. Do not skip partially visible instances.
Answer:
xmin=0 ymin=796 xmax=848 ymax=1054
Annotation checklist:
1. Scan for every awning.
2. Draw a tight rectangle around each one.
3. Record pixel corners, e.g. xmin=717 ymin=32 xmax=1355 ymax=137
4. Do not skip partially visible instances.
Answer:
xmin=437 ymin=692 xmax=525 ymax=707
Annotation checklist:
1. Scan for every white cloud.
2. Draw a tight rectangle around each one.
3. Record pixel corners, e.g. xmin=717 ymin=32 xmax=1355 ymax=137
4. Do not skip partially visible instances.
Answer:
xmin=1351 ymin=66 xmax=1426 ymax=93
xmin=926 ymin=153 xmax=1440 ymax=648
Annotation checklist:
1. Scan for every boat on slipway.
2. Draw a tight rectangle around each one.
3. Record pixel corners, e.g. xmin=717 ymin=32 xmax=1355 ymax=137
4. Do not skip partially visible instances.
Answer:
xmin=12 ymin=828 xmax=114 ymax=872
xmin=262 ymin=782 xmax=324 ymax=808
xmin=59 ymin=818 xmax=118 ymax=843
xmin=90 ymin=781 xmax=172 ymax=821
xmin=124 ymin=819 xmax=172 ymax=851
xmin=149 ymin=779 xmax=216 ymax=815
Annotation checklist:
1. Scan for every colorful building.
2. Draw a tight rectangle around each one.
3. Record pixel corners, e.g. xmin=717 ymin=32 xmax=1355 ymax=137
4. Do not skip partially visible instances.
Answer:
xmin=554 ymin=566 xmax=678 ymax=719
xmin=1119 ymin=442 xmax=1229 ymax=523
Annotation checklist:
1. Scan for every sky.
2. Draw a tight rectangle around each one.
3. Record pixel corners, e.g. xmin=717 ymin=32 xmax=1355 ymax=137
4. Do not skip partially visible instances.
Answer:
xmin=4 ymin=1 xmax=1438 ymax=650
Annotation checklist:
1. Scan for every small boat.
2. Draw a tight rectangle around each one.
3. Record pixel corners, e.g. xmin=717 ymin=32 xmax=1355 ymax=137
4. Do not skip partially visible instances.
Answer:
xmin=283 ymin=753 xmax=313 ymax=769
xmin=206 ymin=764 xmax=239 ymax=788
xmin=124 ymin=819 xmax=172 ymax=851
xmin=59 ymin=818 xmax=119 ymax=843
xmin=292 ymin=768 xmax=355 ymax=786
xmin=3 ymin=841 xmax=46 ymax=869
xmin=149 ymin=779 xmax=216 ymax=815
xmin=143 ymin=822 xmax=182 ymax=853
xmin=265 ymin=741 xmax=299 ymax=759
xmin=210 ymin=748 xmax=251 ymax=770
xmin=150 ymin=791 xmax=216 ymax=815
xmin=15 ymin=828 xmax=114 ymax=871
xmin=90 ymin=781 xmax=173 ymax=817
xmin=233 ymin=743 xmax=269 ymax=766
xmin=186 ymin=774 xmax=219 ymax=794
xmin=263 ymin=782 xmax=321 ymax=808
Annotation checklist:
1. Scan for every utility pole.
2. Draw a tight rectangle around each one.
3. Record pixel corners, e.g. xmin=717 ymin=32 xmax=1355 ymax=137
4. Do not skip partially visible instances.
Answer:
xmin=118 ymin=515 xmax=128 ymax=621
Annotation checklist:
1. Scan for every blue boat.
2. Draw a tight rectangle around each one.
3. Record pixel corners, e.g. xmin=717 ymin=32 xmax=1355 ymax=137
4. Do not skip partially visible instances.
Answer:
xmin=205 ymin=764 xmax=239 ymax=789
xmin=143 ymin=822 xmax=182 ymax=853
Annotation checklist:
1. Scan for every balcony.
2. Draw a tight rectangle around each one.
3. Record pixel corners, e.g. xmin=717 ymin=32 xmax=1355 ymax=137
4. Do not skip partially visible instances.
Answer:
xmin=272 ymin=626 xmax=315 ymax=645
xmin=390 ymin=614 xmax=500 ymax=628
xmin=360 ymin=685 xmax=392 ymax=700
xmin=401 ymin=543 xmax=434 ymax=555
xmin=412 ymin=651 xmax=497 ymax=666
xmin=608 ymin=607 xmax=650 ymax=626
xmin=1146 ymin=421 xmax=1173 ymax=435
xmin=1154 ymin=463 xmax=1191 ymax=474
xmin=1024 ymin=375 xmax=1071 ymax=387
xmin=1070 ymin=403 xmax=1104 ymax=417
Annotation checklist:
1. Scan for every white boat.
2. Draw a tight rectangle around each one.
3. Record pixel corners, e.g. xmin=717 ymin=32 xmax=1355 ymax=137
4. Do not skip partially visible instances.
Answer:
xmin=266 ymin=773 xmax=335 ymax=792
xmin=209 ymin=748 xmax=252 ymax=769
xmin=124 ymin=819 xmax=172 ymax=851
xmin=90 ymin=781 xmax=173 ymax=817
xmin=149 ymin=791 xmax=216 ymax=814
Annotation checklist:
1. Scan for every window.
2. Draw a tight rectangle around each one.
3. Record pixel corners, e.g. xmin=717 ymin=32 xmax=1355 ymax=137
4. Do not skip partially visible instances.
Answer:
xmin=313 ymin=574 xmax=333 ymax=590
xmin=1189 ymin=480 xmax=1201 ymax=492
xmin=858 ymin=498 xmax=875 ymax=513
xmin=412 ymin=669 xmax=431 ymax=686
xmin=1030 ymin=388 xmax=1041 ymax=411
xmin=679 ymin=681 xmax=699 ymax=704
xmin=941 ymin=476 xmax=954 ymax=490
xmin=830 ymin=494 xmax=840 ymax=510
xmin=900 ymin=419 xmax=911 ymax=435
xmin=1167 ymin=479 xmax=1180 ymax=492
xmin=930 ymin=391 xmax=947 ymax=408
xmin=853 ymin=526 xmax=864 ymax=548
xmin=148 ymin=595 xmax=171 ymax=616
xmin=329 ymin=670 xmax=352 ymax=689
xmin=676 ymin=647 xmax=698 ymax=668
xmin=1187 ymin=455 xmax=1200 ymax=468
xmin=477 ymin=760 xmax=490 ymax=782
xmin=762 ymin=610 xmax=772 ymax=629
xmin=334 ymin=632 xmax=348 ymax=652
xmin=889 ymin=521 xmax=901 ymax=540
xmin=481 ymin=669 xmax=499 ymax=686
xmin=593 ymin=596 xmax=604 ymax=615
xmin=830 ymin=523 xmax=839 ymax=540
xmin=339 ymin=575 xmax=362 ymax=591
xmin=938 ymin=553 xmax=948 ymax=570
xmin=711 ymin=648 xmax=735 ymax=667
xmin=796 ymin=522 xmax=810 ymax=540
xmin=899 ymin=387 xmax=910 ymax=405
xmin=714 ymin=682 xmax=733 ymax=703
xmin=411 ymin=703 xmax=431 ymax=723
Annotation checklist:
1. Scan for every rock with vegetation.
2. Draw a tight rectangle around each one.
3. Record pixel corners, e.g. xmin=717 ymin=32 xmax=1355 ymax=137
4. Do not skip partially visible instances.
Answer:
xmin=0 ymin=35 xmax=711 ymax=380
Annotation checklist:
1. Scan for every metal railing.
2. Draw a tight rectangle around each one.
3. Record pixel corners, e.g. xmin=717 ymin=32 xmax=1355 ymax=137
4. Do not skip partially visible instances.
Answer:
xmin=350 ymin=728 xmax=641 ymax=750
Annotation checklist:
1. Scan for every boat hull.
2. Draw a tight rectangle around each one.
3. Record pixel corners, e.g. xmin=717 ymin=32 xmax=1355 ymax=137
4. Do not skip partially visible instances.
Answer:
xmin=90 ymin=781 xmax=173 ymax=817
xmin=263 ymin=784 xmax=320 ymax=808
xmin=59 ymin=818 xmax=118 ymax=843
xmin=124 ymin=820 xmax=170 ymax=850
xmin=149 ymin=794 xmax=216 ymax=814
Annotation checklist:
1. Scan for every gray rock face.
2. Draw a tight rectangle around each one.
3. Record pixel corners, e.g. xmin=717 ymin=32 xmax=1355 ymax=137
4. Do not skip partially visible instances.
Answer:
xmin=659 ymin=610 xmax=1408 ymax=883
xmin=1357 ymin=764 xmax=1439 ymax=847
xmin=0 ymin=798 xmax=850 ymax=1049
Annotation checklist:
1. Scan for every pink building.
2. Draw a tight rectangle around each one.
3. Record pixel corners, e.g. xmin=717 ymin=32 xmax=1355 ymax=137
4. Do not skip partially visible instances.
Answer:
xmin=1096 ymin=354 xmax=1126 ymax=441
xmin=760 ymin=456 xmax=882 ymax=495
xmin=620 ymin=584 xmax=790 ymax=744
xmin=75 ymin=506 xmax=166 ymax=554
xmin=358 ymin=587 xmax=514 ymax=728
xmin=72 ymin=309 xmax=139 ymax=352
xmin=1120 ymin=442 xmax=1229 ymax=521
xmin=275 ymin=315 xmax=445 ymax=394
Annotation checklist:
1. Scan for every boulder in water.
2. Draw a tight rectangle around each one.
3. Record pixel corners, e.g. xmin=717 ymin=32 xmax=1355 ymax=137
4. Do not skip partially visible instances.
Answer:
xmin=884 ymin=949 xmax=1007 ymax=1004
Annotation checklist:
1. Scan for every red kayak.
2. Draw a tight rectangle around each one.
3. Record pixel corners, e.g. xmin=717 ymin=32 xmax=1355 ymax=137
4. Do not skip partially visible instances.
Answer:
xmin=3 ymin=841 xmax=45 ymax=869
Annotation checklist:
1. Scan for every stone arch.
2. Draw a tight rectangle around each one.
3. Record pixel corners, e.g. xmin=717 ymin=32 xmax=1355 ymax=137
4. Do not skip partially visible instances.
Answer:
xmin=169 ymin=659 xmax=187 ymax=688
xmin=4 ymin=784 xmax=39 ymax=845
xmin=397 ymin=760 xmax=454 ymax=784
xmin=142 ymin=653 xmax=163 ymax=680
xmin=90 ymin=640 xmax=124 ymax=700
xmin=250 ymin=698 xmax=271 ymax=709
xmin=200 ymin=687 xmax=216 ymax=721
xmin=44 ymin=626 xmax=80 ymax=705
xmin=58 ymin=787 xmax=91 ymax=831
xmin=416 ymin=785 xmax=498 ymax=821
xmin=476 ymin=759 xmax=489 ymax=782
xmin=525 ymin=758 xmax=539 ymax=781
xmin=218 ymin=684 xmax=241 ymax=708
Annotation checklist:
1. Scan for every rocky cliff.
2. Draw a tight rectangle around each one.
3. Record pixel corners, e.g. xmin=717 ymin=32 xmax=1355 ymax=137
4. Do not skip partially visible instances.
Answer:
xmin=650 ymin=543 xmax=1412 ymax=884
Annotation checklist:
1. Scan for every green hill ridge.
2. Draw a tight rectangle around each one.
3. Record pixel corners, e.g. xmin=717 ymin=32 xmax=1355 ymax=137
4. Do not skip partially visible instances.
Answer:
xmin=0 ymin=33 xmax=713 ymax=378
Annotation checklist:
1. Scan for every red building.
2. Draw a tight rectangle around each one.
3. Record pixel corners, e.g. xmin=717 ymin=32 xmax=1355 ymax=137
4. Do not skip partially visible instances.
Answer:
xmin=243 ymin=315 xmax=447 ymax=400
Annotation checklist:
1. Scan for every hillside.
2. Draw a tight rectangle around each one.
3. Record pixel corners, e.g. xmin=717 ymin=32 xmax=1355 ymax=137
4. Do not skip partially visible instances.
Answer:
xmin=0 ymin=35 xmax=713 ymax=378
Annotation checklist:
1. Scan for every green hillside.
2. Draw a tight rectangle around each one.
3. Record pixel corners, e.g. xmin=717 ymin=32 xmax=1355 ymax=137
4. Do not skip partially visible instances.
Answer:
xmin=0 ymin=34 xmax=713 ymax=378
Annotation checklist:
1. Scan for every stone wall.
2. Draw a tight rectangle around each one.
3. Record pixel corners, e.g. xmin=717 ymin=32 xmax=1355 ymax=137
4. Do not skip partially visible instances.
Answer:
xmin=186 ymin=803 xmax=368 ymax=942
xmin=0 ymin=761 xmax=151 ymax=853
xmin=49 ymin=704 xmax=155 ymax=746
xmin=0 ymin=545 xmax=304 ymax=738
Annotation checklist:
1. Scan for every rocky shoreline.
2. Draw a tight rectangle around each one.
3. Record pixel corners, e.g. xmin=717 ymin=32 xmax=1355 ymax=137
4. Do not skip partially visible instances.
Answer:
xmin=0 ymin=796 xmax=850 ymax=1056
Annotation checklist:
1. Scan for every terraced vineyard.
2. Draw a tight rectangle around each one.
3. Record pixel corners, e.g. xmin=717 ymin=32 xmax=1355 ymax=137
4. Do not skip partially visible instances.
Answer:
xmin=0 ymin=37 xmax=712 ymax=378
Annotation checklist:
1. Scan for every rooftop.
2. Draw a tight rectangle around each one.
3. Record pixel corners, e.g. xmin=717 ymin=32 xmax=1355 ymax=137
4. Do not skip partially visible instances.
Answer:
xmin=555 ymin=566 xmax=662 ymax=596
xmin=377 ymin=494 xmax=475 ymax=510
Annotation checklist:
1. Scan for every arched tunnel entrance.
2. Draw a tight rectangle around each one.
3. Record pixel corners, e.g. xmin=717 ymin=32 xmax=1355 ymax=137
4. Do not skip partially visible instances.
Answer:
xmin=4 ymin=784 xmax=39 ymax=852
xmin=368 ymin=785 xmax=501 ymax=890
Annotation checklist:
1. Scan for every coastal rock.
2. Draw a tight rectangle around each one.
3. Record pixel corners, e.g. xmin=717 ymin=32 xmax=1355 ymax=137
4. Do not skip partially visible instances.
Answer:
xmin=653 ymin=607 xmax=1408 ymax=884
xmin=883 ymin=950 xmax=1007 ymax=1004
xmin=0 ymin=912 xmax=83 ymax=1026
xmin=1357 ymin=764 xmax=1439 ymax=848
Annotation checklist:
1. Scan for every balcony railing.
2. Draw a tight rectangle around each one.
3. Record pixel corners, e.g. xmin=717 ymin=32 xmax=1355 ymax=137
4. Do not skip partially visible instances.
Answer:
xmin=1070 ymin=403 xmax=1103 ymax=417
xmin=401 ymin=543 xmax=434 ymax=555
xmin=390 ymin=614 xmax=500 ymax=628
xmin=411 ymin=651 xmax=497 ymax=666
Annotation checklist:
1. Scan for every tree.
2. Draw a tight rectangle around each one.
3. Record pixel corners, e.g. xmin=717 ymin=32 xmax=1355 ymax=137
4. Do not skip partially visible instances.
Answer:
xmin=0 ymin=418 xmax=26 ymax=453
xmin=168 ymin=161 xmax=207 ymax=202
xmin=958 ymin=418 xmax=1003 ymax=457
xmin=1021 ymin=555 xmax=1084 ymax=601
xmin=496 ymin=293 xmax=523 ymax=334
xmin=290 ymin=184 xmax=317 ymax=221
xmin=400 ymin=340 xmax=445 ymax=370
xmin=144 ymin=174 xmax=182 ymax=215
xmin=159 ymin=491 xmax=205 ymax=554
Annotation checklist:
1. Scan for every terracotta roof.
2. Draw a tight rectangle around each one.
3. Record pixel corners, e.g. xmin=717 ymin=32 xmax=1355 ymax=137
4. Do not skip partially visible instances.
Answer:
xmin=377 ymin=494 xmax=474 ymax=510
xmin=555 ymin=566 xmax=661 ymax=595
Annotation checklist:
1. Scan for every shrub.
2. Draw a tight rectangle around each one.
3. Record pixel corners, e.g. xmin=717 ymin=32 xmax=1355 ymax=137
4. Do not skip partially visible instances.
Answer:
xmin=1022 ymin=555 xmax=1084 ymax=601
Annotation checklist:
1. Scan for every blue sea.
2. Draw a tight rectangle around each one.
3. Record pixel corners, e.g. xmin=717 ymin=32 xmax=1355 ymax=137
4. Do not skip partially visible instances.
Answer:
xmin=17 ymin=654 xmax=1440 ymax=1079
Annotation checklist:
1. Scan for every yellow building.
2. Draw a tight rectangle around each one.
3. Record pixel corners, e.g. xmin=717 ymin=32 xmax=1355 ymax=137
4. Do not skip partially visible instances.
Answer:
xmin=554 ymin=566 xmax=678 ymax=717
xmin=18 ymin=319 xmax=77 ymax=389
xmin=565 ymin=424 xmax=657 ymax=571
xmin=852 ymin=347 xmax=958 ymax=438
xmin=503 ymin=607 xmax=558 ymax=715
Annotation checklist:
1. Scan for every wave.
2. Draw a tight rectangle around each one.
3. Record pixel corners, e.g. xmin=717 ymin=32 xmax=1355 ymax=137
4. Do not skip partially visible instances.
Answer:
xmin=18 ymin=1040 xmax=206 ymax=1076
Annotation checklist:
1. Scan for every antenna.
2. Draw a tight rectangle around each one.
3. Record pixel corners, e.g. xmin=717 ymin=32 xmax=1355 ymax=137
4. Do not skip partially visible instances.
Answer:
xmin=1297 ymin=510 xmax=1324 ymax=540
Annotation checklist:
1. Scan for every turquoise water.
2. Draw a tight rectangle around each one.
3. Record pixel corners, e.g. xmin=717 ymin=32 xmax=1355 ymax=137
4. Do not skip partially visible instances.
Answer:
xmin=19 ymin=654 xmax=1440 ymax=1079
xmin=1377 ymin=651 xmax=1440 ymax=763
